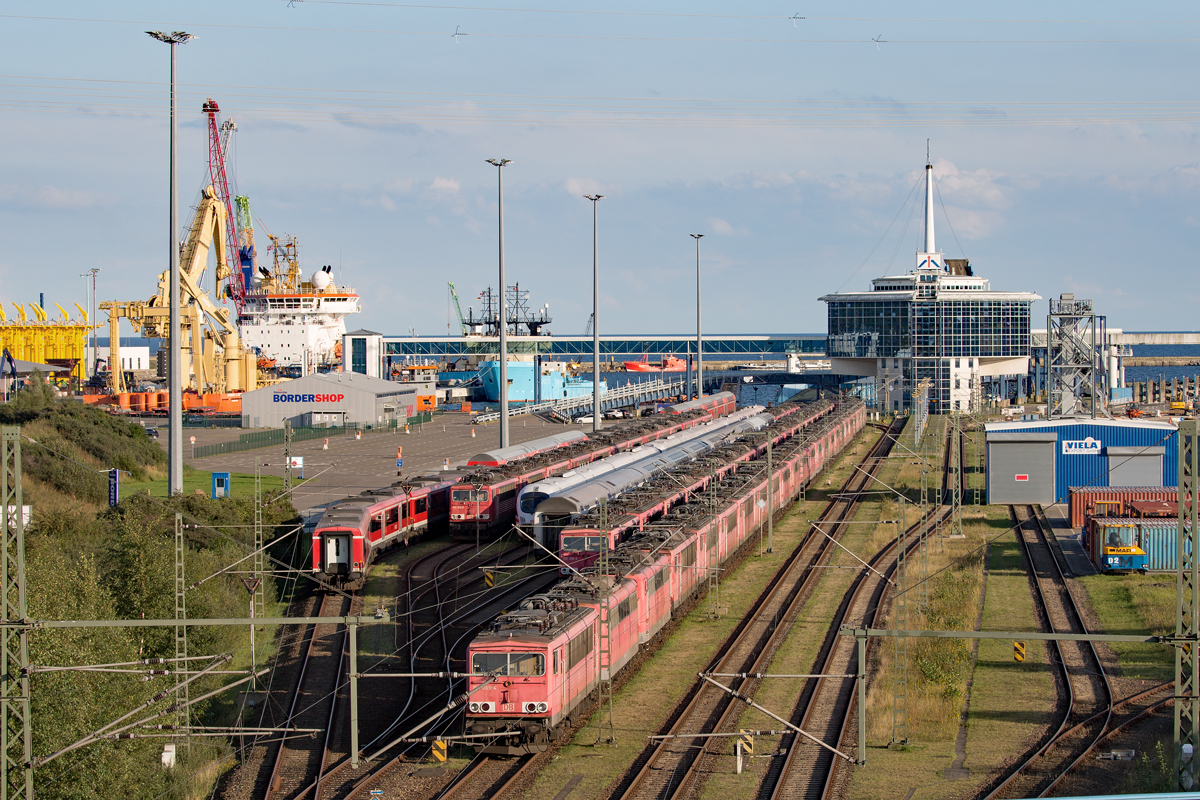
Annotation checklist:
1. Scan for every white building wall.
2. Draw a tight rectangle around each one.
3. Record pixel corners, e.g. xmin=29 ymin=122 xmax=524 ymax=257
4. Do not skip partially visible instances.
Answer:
xmin=96 ymin=347 xmax=151 ymax=371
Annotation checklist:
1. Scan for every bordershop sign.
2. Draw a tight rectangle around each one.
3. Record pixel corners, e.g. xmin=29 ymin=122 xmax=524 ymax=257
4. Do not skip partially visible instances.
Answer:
xmin=1062 ymin=437 xmax=1102 ymax=455
xmin=273 ymin=392 xmax=346 ymax=403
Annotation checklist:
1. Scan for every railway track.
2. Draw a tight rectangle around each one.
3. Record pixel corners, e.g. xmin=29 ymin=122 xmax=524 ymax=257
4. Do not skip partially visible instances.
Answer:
xmin=264 ymin=591 xmax=356 ymax=800
xmin=762 ymin=421 xmax=955 ymax=799
xmin=435 ymin=754 xmax=535 ymax=800
xmin=613 ymin=417 xmax=906 ymax=800
xmin=314 ymin=543 xmax=562 ymax=799
xmin=984 ymin=504 xmax=1113 ymax=799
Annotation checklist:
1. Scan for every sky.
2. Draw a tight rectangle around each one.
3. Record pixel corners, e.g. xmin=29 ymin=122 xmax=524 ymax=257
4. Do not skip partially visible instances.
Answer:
xmin=3 ymin=1 xmax=1200 ymax=338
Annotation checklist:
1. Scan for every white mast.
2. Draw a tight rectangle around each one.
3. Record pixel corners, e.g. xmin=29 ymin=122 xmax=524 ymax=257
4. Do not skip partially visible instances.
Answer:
xmin=917 ymin=140 xmax=942 ymax=271
xmin=924 ymin=161 xmax=936 ymax=255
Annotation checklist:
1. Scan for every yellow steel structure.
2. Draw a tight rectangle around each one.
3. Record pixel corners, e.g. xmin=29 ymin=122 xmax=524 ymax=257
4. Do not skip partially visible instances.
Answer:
xmin=0 ymin=300 xmax=89 ymax=380
xmin=100 ymin=186 xmax=257 ymax=394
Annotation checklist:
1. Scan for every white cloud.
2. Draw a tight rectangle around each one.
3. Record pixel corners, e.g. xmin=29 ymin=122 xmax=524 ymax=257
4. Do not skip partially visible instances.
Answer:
xmin=938 ymin=206 xmax=1005 ymax=239
xmin=0 ymin=184 xmax=115 ymax=210
xmin=379 ymin=195 xmax=397 ymax=212
xmin=748 ymin=171 xmax=796 ymax=189
xmin=564 ymin=177 xmax=617 ymax=197
xmin=707 ymin=217 xmax=747 ymax=236
xmin=430 ymin=176 xmax=460 ymax=192
xmin=926 ymin=159 xmax=1017 ymax=209
xmin=384 ymin=177 xmax=415 ymax=193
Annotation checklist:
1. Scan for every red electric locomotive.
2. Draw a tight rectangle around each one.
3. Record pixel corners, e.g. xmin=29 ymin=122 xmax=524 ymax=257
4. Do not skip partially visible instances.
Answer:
xmin=465 ymin=398 xmax=867 ymax=753
xmin=557 ymin=398 xmax=840 ymax=574
xmin=310 ymin=429 xmax=617 ymax=587
xmin=448 ymin=392 xmax=738 ymax=542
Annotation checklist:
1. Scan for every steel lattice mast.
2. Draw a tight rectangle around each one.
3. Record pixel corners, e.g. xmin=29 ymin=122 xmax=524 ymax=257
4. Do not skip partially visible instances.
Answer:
xmin=202 ymin=98 xmax=247 ymax=315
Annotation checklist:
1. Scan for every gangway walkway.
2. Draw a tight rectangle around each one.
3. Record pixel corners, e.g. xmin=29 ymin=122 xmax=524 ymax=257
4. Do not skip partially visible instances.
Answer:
xmin=473 ymin=376 xmax=688 ymax=423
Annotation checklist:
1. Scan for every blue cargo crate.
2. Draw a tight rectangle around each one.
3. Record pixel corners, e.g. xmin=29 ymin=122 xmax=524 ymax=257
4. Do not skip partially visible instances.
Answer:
xmin=1138 ymin=520 xmax=1192 ymax=572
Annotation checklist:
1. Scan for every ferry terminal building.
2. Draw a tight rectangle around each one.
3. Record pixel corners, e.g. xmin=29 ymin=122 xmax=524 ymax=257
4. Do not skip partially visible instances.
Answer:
xmin=819 ymin=161 xmax=1040 ymax=413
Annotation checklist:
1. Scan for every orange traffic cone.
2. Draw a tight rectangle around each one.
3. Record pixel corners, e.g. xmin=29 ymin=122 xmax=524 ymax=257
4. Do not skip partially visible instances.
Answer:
xmin=322 ymin=438 xmax=329 ymax=450
xmin=443 ymin=458 xmax=449 ymax=469
xmin=471 ymin=427 xmax=476 ymax=438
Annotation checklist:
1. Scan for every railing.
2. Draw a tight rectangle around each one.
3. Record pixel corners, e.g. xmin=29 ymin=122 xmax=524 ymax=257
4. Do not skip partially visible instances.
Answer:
xmin=473 ymin=376 xmax=688 ymax=423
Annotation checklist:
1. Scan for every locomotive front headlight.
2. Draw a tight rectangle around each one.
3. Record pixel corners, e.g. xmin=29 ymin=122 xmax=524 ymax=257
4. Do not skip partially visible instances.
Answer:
xmin=469 ymin=702 xmax=479 ymax=712
xmin=538 ymin=702 xmax=548 ymax=712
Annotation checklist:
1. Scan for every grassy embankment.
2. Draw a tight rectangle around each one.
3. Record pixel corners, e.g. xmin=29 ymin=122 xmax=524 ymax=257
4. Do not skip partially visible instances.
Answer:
xmin=4 ymin=377 xmax=300 ymax=800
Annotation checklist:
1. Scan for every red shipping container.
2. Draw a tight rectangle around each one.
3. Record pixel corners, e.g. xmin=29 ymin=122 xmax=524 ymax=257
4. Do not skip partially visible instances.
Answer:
xmin=1068 ymin=486 xmax=1179 ymax=529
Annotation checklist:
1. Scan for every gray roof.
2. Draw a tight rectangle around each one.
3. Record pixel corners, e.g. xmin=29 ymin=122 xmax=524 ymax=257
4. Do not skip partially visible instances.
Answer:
xmin=243 ymin=370 xmax=415 ymax=397
xmin=345 ymin=329 xmax=383 ymax=337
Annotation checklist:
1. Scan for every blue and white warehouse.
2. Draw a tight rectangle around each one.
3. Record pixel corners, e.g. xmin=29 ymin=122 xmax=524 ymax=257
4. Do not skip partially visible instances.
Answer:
xmin=985 ymin=417 xmax=1178 ymax=505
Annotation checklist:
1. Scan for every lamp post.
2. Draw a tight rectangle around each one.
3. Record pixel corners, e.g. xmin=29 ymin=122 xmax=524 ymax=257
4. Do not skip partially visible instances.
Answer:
xmin=690 ymin=233 xmax=704 ymax=399
xmin=486 ymin=158 xmax=512 ymax=448
xmin=78 ymin=271 xmax=95 ymax=378
xmin=147 ymin=30 xmax=195 ymax=496
xmin=585 ymin=194 xmax=604 ymax=433
xmin=88 ymin=268 xmax=99 ymax=379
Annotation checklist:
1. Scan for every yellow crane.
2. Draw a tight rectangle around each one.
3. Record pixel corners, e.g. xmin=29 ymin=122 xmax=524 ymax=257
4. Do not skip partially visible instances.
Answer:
xmin=100 ymin=186 xmax=257 ymax=394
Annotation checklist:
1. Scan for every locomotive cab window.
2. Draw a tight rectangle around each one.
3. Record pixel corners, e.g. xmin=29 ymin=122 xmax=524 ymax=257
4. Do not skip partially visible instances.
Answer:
xmin=520 ymin=491 xmax=549 ymax=514
xmin=471 ymin=651 xmax=546 ymax=677
xmin=414 ymin=496 xmax=428 ymax=515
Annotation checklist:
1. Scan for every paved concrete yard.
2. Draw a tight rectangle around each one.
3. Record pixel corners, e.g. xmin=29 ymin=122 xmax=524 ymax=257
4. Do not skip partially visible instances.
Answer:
xmin=180 ymin=414 xmax=595 ymax=517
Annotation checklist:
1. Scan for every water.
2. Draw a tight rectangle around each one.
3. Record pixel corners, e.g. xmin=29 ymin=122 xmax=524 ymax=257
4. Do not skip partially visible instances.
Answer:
xmin=1125 ymin=345 xmax=1200 ymax=386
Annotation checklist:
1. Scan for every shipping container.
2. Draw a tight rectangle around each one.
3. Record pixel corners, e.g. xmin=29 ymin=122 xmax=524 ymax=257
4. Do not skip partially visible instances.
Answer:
xmin=1137 ymin=521 xmax=1193 ymax=572
xmin=1128 ymin=500 xmax=1177 ymax=518
xmin=1068 ymin=486 xmax=1179 ymax=529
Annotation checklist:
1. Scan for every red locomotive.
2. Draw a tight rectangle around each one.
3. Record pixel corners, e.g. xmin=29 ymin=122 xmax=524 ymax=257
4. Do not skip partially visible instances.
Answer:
xmin=448 ymin=391 xmax=738 ymax=541
xmin=556 ymin=398 xmax=842 ymax=574
xmin=465 ymin=398 xmax=866 ymax=753
xmin=310 ymin=392 xmax=738 ymax=587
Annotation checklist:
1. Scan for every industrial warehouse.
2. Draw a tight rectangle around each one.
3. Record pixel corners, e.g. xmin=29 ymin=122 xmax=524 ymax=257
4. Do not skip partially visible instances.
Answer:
xmin=238 ymin=371 xmax=434 ymax=428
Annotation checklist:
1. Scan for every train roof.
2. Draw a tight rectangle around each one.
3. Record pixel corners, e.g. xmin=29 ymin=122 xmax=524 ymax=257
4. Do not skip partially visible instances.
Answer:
xmin=467 ymin=430 xmax=588 ymax=466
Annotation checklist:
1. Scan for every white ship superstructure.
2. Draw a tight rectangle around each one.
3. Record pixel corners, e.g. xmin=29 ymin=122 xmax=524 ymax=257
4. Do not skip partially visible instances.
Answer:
xmin=236 ymin=235 xmax=361 ymax=369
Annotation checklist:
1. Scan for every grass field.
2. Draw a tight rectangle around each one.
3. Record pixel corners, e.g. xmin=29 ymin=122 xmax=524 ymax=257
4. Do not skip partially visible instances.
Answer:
xmin=1075 ymin=572 xmax=1175 ymax=683
xmin=122 ymin=465 xmax=287 ymax=499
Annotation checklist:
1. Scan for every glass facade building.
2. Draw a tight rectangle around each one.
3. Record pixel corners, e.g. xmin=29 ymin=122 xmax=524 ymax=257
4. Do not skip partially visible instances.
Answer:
xmin=822 ymin=265 xmax=1039 ymax=412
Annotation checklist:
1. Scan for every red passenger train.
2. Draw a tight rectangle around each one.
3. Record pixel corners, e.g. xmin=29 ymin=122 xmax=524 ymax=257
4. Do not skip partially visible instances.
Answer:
xmin=448 ymin=391 xmax=738 ymax=541
xmin=310 ymin=474 xmax=456 ymax=589
xmin=465 ymin=398 xmax=866 ymax=753
xmin=556 ymin=398 xmax=845 ymax=574
xmin=310 ymin=392 xmax=737 ymax=587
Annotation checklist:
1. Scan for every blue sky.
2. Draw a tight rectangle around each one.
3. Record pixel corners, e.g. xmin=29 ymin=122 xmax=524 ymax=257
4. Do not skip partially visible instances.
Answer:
xmin=3 ymin=2 xmax=1199 ymax=337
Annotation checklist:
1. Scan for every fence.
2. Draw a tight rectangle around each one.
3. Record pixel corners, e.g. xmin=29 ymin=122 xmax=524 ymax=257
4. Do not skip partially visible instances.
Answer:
xmin=191 ymin=412 xmax=437 ymax=459
xmin=473 ymin=376 xmax=688 ymax=423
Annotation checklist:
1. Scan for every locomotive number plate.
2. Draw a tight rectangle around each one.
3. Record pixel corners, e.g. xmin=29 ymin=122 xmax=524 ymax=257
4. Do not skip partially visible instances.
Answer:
xmin=502 ymin=703 xmax=515 ymax=712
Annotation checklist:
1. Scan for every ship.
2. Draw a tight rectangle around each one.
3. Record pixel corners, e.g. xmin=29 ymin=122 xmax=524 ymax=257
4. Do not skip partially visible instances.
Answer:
xmin=623 ymin=354 xmax=687 ymax=373
xmin=478 ymin=360 xmax=605 ymax=402
xmin=236 ymin=234 xmax=360 ymax=371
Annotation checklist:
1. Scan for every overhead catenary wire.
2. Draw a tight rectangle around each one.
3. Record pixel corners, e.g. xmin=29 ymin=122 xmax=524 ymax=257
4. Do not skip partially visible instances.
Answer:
xmin=7 ymin=13 xmax=1200 ymax=44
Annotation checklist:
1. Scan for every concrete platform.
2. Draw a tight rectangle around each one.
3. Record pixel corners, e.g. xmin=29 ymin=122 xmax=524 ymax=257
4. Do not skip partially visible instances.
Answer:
xmin=1042 ymin=503 xmax=1096 ymax=577
xmin=182 ymin=414 xmax=595 ymax=519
